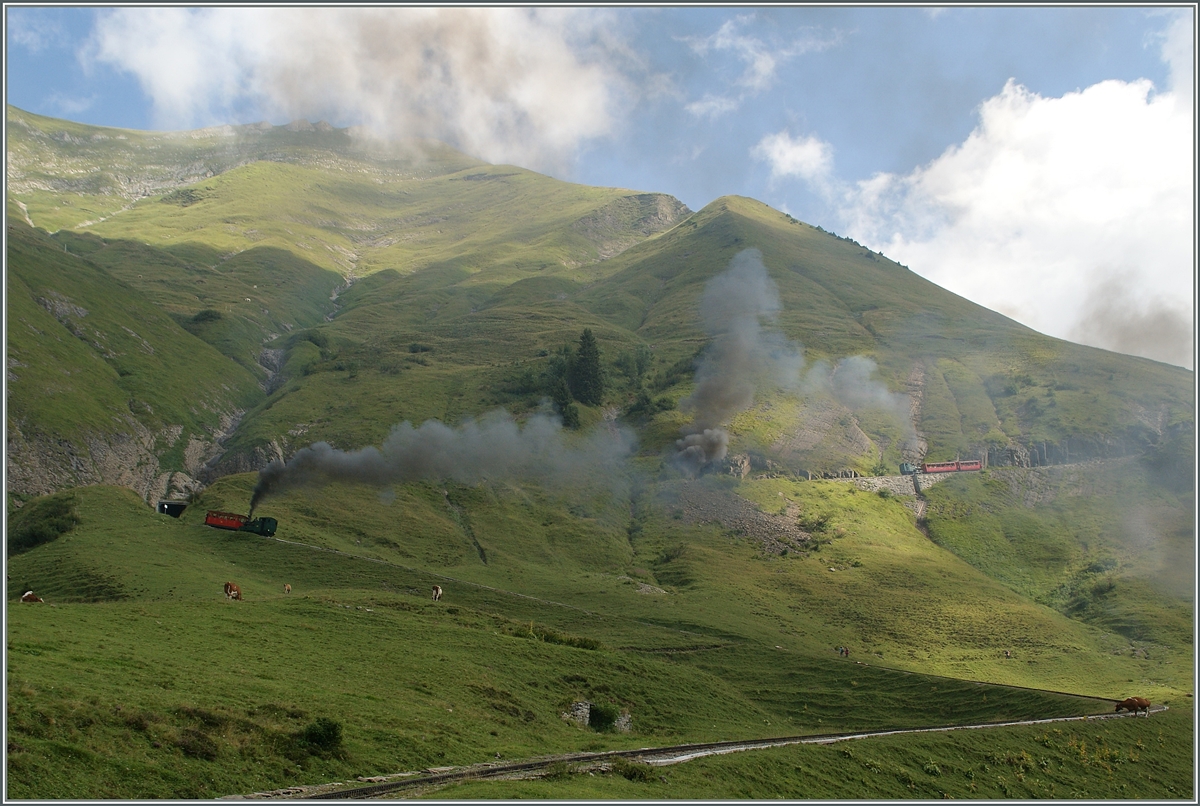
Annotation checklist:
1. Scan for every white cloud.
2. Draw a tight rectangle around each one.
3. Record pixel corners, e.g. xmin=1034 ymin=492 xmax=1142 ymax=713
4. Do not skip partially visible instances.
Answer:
xmin=1155 ymin=9 xmax=1194 ymax=99
xmin=684 ymin=15 xmax=843 ymax=114
xmin=751 ymin=130 xmax=835 ymax=189
xmin=841 ymin=76 xmax=1194 ymax=369
xmin=83 ymin=7 xmax=630 ymax=173
xmin=685 ymin=94 xmax=739 ymax=120
xmin=46 ymin=93 xmax=97 ymax=117
xmin=8 ymin=10 xmax=62 ymax=52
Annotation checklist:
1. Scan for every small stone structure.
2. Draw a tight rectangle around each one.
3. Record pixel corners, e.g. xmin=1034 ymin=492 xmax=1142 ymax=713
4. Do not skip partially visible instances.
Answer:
xmin=562 ymin=701 xmax=591 ymax=727
xmin=561 ymin=701 xmax=632 ymax=733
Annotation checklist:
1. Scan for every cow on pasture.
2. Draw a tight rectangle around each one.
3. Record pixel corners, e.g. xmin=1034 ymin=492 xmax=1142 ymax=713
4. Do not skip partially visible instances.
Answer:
xmin=432 ymin=585 xmax=442 ymax=602
xmin=224 ymin=581 xmax=243 ymax=601
xmin=1115 ymin=697 xmax=1151 ymax=717
xmin=20 ymin=591 xmax=43 ymax=603
xmin=284 ymin=584 xmax=291 ymax=594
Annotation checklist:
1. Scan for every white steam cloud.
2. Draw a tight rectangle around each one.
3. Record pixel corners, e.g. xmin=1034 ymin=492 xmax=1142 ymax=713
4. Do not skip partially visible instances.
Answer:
xmin=673 ymin=250 xmax=919 ymax=475
xmin=674 ymin=249 xmax=805 ymax=474
xmin=86 ymin=7 xmax=628 ymax=173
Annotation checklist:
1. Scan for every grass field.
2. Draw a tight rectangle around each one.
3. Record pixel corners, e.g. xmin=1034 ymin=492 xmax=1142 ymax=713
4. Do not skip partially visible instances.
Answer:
xmin=5 ymin=481 xmax=1193 ymax=799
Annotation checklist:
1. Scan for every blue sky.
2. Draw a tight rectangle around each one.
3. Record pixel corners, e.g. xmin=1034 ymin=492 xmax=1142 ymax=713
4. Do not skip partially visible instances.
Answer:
xmin=5 ymin=6 xmax=1195 ymax=368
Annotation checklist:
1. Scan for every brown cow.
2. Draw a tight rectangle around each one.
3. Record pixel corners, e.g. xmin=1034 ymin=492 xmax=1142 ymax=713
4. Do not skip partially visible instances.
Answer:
xmin=284 ymin=584 xmax=291 ymax=594
xmin=432 ymin=585 xmax=442 ymax=602
xmin=1115 ymin=697 xmax=1151 ymax=717
xmin=20 ymin=591 xmax=43 ymax=603
xmin=224 ymin=581 xmax=242 ymax=601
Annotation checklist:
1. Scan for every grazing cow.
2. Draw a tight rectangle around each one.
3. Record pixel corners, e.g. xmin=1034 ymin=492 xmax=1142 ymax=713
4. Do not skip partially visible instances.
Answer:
xmin=432 ymin=585 xmax=442 ymax=602
xmin=20 ymin=591 xmax=43 ymax=603
xmin=224 ymin=581 xmax=242 ymax=601
xmin=1115 ymin=697 xmax=1151 ymax=717
xmin=284 ymin=584 xmax=291 ymax=594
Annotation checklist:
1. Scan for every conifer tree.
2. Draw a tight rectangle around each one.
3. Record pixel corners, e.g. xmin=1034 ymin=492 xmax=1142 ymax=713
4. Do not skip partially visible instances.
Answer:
xmin=549 ymin=374 xmax=580 ymax=428
xmin=569 ymin=328 xmax=604 ymax=405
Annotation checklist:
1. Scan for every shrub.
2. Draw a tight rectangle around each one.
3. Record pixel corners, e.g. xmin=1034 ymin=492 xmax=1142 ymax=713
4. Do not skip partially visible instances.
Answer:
xmin=177 ymin=729 xmax=218 ymax=761
xmin=611 ymin=757 xmax=656 ymax=782
xmin=191 ymin=308 xmax=223 ymax=324
xmin=300 ymin=717 xmax=343 ymax=753
xmin=542 ymin=762 xmax=578 ymax=781
xmin=588 ymin=702 xmax=619 ymax=732
xmin=799 ymin=513 xmax=831 ymax=533
xmin=7 ymin=493 xmax=78 ymax=557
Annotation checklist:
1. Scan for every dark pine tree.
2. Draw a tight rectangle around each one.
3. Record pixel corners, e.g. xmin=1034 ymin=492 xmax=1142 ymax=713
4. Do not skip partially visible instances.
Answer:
xmin=549 ymin=374 xmax=581 ymax=429
xmin=569 ymin=328 xmax=605 ymax=405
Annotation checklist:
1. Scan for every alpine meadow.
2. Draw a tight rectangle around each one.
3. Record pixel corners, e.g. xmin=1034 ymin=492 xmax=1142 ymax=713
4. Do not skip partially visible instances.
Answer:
xmin=5 ymin=105 xmax=1194 ymax=799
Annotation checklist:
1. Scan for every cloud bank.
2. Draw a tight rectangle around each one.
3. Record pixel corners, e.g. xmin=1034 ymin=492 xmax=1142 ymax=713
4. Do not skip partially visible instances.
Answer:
xmin=840 ymin=75 xmax=1193 ymax=368
xmin=86 ymin=7 xmax=628 ymax=173
xmin=754 ymin=13 xmax=1194 ymax=369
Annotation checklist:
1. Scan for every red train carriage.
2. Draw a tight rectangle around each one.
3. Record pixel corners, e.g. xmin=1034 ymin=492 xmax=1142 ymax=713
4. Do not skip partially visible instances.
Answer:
xmin=921 ymin=459 xmax=983 ymax=473
xmin=205 ymin=510 xmax=248 ymax=529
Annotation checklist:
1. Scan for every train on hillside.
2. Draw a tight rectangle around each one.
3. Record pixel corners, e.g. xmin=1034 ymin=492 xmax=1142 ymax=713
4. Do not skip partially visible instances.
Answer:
xmin=204 ymin=510 xmax=278 ymax=537
xmin=899 ymin=459 xmax=983 ymax=475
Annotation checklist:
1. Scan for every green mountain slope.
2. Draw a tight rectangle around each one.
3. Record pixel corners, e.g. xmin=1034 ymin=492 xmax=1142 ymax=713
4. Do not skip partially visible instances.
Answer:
xmin=5 ymin=107 xmax=1193 ymax=799
xmin=5 ymin=221 xmax=267 ymax=500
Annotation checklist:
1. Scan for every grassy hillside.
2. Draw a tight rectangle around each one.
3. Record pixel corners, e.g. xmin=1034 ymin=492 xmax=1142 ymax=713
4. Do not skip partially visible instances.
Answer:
xmin=5 ymin=221 xmax=268 ymax=499
xmin=922 ymin=459 xmax=1194 ymax=650
xmin=10 ymin=482 xmax=1187 ymax=799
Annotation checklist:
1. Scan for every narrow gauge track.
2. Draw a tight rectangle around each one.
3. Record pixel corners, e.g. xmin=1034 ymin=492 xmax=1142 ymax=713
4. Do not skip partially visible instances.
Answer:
xmin=285 ymin=706 xmax=1166 ymax=800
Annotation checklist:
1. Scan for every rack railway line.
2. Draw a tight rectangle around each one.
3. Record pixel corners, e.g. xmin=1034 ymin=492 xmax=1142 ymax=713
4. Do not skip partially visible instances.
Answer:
xmin=230 ymin=705 xmax=1166 ymax=800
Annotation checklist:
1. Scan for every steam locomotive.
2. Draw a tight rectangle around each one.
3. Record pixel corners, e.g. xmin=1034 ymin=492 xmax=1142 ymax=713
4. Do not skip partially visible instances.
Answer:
xmin=900 ymin=459 xmax=983 ymax=475
xmin=204 ymin=510 xmax=278 ymax=537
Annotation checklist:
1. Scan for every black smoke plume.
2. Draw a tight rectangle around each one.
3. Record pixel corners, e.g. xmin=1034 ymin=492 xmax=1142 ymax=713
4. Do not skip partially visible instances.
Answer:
xmin=673 ymin=249 xmax=804 ymax=474
xmin=249 ymin=410 xmax=634 ymax=514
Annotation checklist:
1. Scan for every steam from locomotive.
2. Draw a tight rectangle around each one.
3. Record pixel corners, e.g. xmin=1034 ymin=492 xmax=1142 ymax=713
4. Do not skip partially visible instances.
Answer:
xmin=249 ymin=410 xmax=634 ymax=514
xmin=673 ymin=249 xmax=804 ymax=474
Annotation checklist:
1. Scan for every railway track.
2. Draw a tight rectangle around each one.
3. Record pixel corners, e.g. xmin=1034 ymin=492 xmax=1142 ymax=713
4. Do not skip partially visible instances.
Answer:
xmin=241 ymin=706 xmax=1166 ymax=800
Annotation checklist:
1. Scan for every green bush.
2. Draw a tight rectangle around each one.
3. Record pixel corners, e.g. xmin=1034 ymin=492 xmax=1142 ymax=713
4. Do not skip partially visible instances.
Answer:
xmin=611 ymin=756 xmax=656 ymax=782
xmin=190 ymin=308 xmax=223 ymax=324
xmin=588 ymin=702 xmax=619 ymax=732
xmin=7 ymin=493 xmax=79 ymax=557
xmin=300 ymin=717 xmax=343 ymax=753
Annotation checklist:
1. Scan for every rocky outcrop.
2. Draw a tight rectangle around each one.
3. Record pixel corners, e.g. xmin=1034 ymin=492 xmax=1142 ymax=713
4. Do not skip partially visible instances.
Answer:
xmin=671 ymin=481 xmax=810 ymax=555
xmin=569 ymin=194 xmax=691 ymax=261
xmin=6 ymin=410 xmax=244 ymax=504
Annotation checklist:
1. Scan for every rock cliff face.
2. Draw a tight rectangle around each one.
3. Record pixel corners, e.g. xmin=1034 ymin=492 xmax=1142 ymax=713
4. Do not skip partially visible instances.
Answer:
xmin=568 ymin=194 xmax=691 ymax=262
xmin=6 ymin=411 xmax=242 ymax=504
